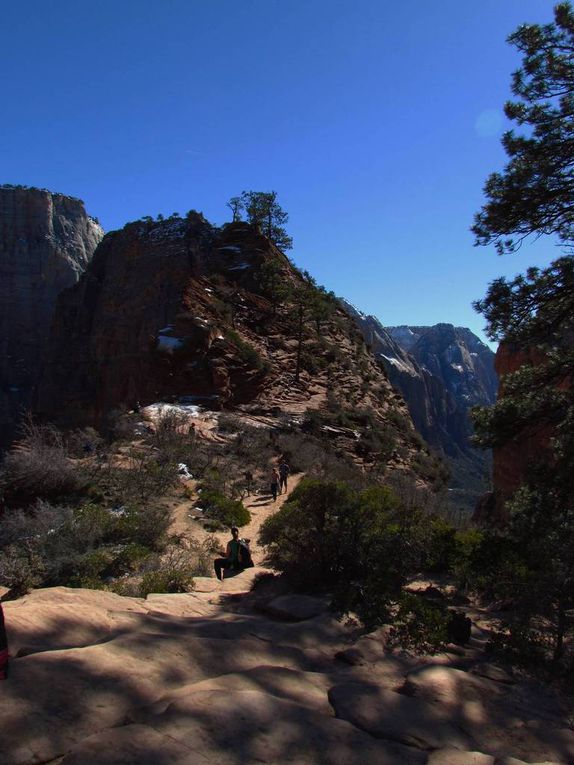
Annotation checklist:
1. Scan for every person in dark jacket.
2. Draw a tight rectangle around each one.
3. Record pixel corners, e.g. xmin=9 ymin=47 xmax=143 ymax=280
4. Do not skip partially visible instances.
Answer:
xmin=278 ymin=459 xmax=290 ymax=494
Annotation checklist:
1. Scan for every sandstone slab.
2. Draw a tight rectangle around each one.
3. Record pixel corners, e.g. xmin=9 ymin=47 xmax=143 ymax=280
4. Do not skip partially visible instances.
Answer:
xmin=329 ymin=681 xmax=474 ymax=751
xmin=263 ymin=593 xmax=329 ymax=621
xmin=403 ymin=665 xmax=505 ymax=706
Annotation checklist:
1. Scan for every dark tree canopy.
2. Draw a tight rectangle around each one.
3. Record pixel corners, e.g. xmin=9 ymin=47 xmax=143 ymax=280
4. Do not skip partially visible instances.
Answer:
xmin=472 ymin=4 xmax=574 ymax=665
xmin=472 ymin=2 xmax=574 ymax=254
xmin=227 ymin=190 xmax=293 ymax=250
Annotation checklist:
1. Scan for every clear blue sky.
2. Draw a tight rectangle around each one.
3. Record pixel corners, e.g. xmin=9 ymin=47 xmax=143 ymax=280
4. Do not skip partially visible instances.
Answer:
xmin=0 ymin=0 xmax=562 ymax=345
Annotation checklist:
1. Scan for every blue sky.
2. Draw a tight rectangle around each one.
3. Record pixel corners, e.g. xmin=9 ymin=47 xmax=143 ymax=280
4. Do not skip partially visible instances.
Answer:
xmin=0 ymin=0 xmax=562 ymax=345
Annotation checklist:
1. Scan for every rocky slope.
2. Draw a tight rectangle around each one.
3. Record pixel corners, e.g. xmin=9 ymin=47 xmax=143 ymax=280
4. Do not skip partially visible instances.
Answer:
xmin=37 ymin=215 xmax=442 ymax=486
xmin=0 ymin=185 xmax=103 ymax=448
xmin=2 ymin=576 xmax=572 ymax=764
xmin=339 ymin=306 xmax=497 ymax=512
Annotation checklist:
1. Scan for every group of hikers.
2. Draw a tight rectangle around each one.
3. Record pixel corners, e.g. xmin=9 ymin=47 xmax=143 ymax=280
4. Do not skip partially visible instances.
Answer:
xmin=213 ymin=457 xmax=290 ymax=581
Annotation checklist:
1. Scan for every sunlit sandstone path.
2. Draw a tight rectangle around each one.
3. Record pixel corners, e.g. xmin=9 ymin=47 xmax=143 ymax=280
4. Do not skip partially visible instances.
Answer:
xmin=2 ymin=476 xmax=574 ymax=765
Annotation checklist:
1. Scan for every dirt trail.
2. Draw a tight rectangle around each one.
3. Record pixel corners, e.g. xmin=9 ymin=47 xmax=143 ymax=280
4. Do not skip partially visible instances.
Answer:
xmin=170 ymin=472 xmax=304 ymax=568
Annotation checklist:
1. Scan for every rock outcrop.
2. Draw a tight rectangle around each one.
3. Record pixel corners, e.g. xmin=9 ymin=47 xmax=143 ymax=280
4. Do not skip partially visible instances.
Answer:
xmin=0 ymin=185 xmax=103 ymax=447
xmin=37 ymin=215 xmax=440 ymax=485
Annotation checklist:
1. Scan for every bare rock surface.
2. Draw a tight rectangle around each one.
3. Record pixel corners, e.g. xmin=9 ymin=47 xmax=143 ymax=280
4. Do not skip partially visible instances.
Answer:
xmin=1 ymin=579 xmax=573 ymax=765
xmin=329 ymin=681 xmax=474 ymax=751
xmin=262 ymin=593 xmax=329 ymax=621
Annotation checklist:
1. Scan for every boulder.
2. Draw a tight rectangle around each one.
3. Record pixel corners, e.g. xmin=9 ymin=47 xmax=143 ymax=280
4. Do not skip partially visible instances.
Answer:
xmin=403 ymin=665 xmax=504 ymax=706
xmin=328 ymin=681 xmax=474 ymax=751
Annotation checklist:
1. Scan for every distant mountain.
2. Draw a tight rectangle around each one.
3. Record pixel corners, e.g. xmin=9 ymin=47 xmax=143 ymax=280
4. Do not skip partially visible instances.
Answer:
xmin=340 ymin=303 xmax=497 ymax=514
xmin=0 ymin=185 xmax=103 ymax=447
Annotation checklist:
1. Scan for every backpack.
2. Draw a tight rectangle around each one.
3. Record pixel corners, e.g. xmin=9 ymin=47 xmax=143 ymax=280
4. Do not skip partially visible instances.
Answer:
xmin=238 ymin=539 xmax=254 ymax=568
xmin=447 ymin=610 xmax=472 ymax=645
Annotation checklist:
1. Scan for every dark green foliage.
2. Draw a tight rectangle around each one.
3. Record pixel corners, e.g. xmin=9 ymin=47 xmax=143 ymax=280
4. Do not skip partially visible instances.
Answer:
xmin=199 ymin=489 xmax=251 ymax=527
xmin=259 ymin=479 xmax=448 ymax=640
xmin=472 ymin=3 xmax=574 ymax=254
xmin=227 ymin=191 xmax=293 ymax=250
xmin=256 ymin=258 xmax=291 ymax=308
xmin=139 ymin=568 xmax=195 ymax=597
xmin=226 ymin=329 xmax=269 ymax=372
xmin=472 ymin=4 xmax=574 ymax=667
xmin=387 ymin=594 xmax=449 ymax=654
xmin=0 ymin=500 xmax=171 ymax=594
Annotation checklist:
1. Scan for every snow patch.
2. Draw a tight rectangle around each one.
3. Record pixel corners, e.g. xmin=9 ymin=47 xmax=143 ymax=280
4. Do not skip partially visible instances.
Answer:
xmin=218 ymin=245 xmax=241 ymax=253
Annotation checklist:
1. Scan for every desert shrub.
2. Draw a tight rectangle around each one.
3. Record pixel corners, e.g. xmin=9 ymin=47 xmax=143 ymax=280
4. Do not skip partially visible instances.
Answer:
xmin=260 ymin=478 xmax=446 ymax=639
xmin=217 ymin=413 xmax=241 ymax=433
xmin=387 ymin=593 xmax=449 ymax=654
xmin=139 ymin=568 xmax=195 ymax=597
xmin=355 ymin=427 xmax=395 ymax=461
xmin=150 ymin=407 xmax=191 ymax=459
xmin=423 ymin=516 xmax=458 ymax=573
xmin=0 ymin=544 xmax=45 ymax=596
xmin=66 ymin=427 xmax=105 ymax=458
xmin=199 ymin=489 xmax=250 ymax=527
xmin=0 ymin=499 xmax=172 ymax=593
xmin=0 ymin=418 xmax=82 ymax=507
xmin=137 ymin=537 xmax=212 ymax=596
xmin=226 ymin=329 xmax=269 ymax=372
xmin=104 ymin=452 xmax=179 ymax=504
xmin=486 ymin=625 xmax=551 ymax=670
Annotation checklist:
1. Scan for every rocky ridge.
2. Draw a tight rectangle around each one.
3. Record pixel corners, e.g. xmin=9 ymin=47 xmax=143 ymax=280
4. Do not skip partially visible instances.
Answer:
xmin=0 ymin=185 xmax=103 ymax=447
xmin=36 ymin=215 xmax=441 ymax=486
xmin=340 ymin=302 xmax=496 ymax=511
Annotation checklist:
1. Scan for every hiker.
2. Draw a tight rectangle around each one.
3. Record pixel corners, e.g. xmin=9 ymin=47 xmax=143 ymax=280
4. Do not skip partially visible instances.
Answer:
xmin=0 ymin=601 xmax=9 ymax=681
xmin=270 ymin=467 xmax=280 ymax=502
xmin=214 ymin=527 xmax=251 ymax=581
xmin=278 ymin=459 xmax=290 ymax=494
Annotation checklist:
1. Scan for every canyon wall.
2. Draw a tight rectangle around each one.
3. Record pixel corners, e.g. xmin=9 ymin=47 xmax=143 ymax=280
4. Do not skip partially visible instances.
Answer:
xmin=0 ymin=186 xmax=103 ymax=447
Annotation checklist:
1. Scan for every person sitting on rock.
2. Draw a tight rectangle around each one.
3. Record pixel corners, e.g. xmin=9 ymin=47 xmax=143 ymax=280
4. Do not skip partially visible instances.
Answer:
xmin=214 ymin=527 xmax=243 ymax=581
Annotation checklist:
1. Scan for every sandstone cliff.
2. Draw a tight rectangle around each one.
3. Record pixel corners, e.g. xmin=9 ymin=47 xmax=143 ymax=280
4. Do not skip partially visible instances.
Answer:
xmin=0 ymin=185 xmax=103 ymax=447
xmin=37 ymin=215 xmax=441 ymax=486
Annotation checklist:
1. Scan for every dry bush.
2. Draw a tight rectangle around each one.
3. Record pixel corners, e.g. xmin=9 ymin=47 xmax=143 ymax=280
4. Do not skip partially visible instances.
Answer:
xmin=150 ymin=408 xmax=192 ymax=459
xmin=0 ymin=416 xmax=82 ymax=507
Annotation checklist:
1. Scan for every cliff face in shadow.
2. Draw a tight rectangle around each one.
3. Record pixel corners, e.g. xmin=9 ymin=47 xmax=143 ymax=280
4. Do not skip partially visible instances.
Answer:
xmin=0 ymin=186 xmax=103 ymax=448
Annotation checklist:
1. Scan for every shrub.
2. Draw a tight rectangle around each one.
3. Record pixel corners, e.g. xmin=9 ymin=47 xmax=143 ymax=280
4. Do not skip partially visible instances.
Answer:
xmin=259 ymin=478 xmax=448 ymax=642
xmin=139 ymin=569 xmax=195 ymax=597
xmin=226 ymin=329 xmax=269 ymax=372
xmin=387 ymin=593 xmax=450 ymax=654
xmin=1 ymin=418 xmax=82 ymax=507
xmin=199 ymin=489 xmax=251 ymax=527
